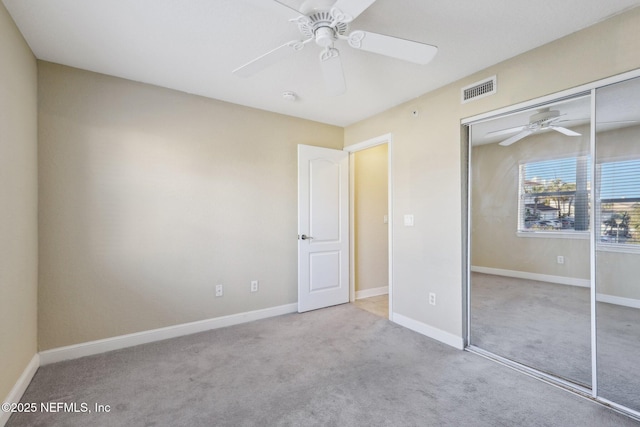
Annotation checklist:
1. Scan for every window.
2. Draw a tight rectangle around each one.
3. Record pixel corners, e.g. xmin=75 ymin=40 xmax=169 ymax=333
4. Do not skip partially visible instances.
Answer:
xmin=597 ymin=159 xmax=640 ymax=247
xmin=518 ymin=156 xmax=590 ymax=234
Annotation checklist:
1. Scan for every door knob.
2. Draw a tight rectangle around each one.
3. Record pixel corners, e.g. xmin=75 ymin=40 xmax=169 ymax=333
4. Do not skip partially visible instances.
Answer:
xmin=300 ymin=234 xmax=314 ymax=240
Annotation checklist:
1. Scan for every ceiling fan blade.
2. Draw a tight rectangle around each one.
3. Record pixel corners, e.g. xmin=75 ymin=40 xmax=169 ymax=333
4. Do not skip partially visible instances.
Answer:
xmin=550 ymin=126 xmax=581 ymax=136
xmin=233 ymin=40 xmax=306 ymax=77
xmin=319 ymin=47 xmax=346 ymax=96
xmin=346 ymin=31 xmax=437 ymax=65
xmin=485 ymin=125 xmax=527 ymax=138
xmin=499 ymin=130 xmax=533 ymax=146
xmin=332 ymin=0 xmax=377 ymax=23
xmin=272 ymin=0 xmax=305 ymax=15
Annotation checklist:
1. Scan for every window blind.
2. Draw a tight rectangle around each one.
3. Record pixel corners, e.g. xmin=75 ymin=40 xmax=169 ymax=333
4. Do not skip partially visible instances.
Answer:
xmin=519 ymin=156 xmax=590 ymax=232
xmin=597 ymin=159 xmax=640 ymax=245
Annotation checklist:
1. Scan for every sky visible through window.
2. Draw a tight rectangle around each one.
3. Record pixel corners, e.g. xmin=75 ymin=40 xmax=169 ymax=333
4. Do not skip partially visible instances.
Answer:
xmin=524 ymin=157 xmax=584 ymax=186
xmin=600 ymin=159 xmax=640 ymax=200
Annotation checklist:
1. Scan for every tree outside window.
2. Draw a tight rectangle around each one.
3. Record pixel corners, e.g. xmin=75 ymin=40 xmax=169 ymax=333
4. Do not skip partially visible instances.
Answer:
xmin=597 ymin=159 xmax=640 ymax=246
xmin=519 ymin=156 xmax=590 ymax=233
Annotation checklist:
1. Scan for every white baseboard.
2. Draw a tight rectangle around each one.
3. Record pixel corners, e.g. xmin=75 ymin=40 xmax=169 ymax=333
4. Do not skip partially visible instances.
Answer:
xmin=1 ymin=353 xmax=40 ymax=427
xmin=393 ymin=313 xmax=464 ymax=350
xmin=472 ymin=266 xmax=640 ymax=309
xmin=355 ymin=286 xmax=389 ymax=300
xmin=39 ymin=303 xmax=298 ymax=366
xmin=597 ymin=293 xmax=640 ymax=309
xmin=471 ymin=266 xmax=590 ymax=288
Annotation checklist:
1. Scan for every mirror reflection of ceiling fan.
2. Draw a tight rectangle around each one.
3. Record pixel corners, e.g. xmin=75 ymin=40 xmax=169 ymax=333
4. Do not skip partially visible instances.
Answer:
xmin=232 ymin=0 xmax=438 ymax=96
xmin=486 ymin=108 xmax=581 ymax=146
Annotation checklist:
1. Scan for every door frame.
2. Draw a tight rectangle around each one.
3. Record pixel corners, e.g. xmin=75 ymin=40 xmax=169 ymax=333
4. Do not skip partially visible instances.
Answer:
xmin=344 ymin=133 xmax=394 ymax=320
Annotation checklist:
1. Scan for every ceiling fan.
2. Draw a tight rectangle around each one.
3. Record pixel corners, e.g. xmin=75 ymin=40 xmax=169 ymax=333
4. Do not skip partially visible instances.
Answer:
xmin=232 ymin=0 xmax=438 ymax=96
xmin=486 ymin=108 xmax=581 ymax=146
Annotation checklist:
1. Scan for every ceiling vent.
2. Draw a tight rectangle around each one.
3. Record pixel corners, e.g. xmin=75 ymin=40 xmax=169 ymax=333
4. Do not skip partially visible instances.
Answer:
xmin=461 ymin=76 xmax=497 ymax=103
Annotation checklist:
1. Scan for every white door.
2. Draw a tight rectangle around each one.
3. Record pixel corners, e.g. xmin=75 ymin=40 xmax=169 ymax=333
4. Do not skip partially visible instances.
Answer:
xmin=298 ymin=144 xmax=349 ymax=312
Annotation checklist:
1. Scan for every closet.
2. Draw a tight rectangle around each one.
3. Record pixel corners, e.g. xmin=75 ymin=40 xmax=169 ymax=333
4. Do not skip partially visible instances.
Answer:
xmin=466 ymin=75 xmax=640 ymax=418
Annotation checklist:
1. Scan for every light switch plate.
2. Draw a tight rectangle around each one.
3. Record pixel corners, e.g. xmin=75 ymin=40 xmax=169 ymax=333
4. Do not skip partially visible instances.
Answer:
xmin=403 ymin=214 xmax=414 ymax=227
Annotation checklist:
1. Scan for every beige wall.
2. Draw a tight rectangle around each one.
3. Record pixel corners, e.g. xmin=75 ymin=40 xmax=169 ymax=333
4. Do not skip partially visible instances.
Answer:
xmin=0 ymin=4 xmax=38 ymax=400
xmin=344 ymin=8 xmax=640 ymax=339
xmin=37 ymin=62 xmax=343 ymax=350
xmin=354 ymin=144 xmax=388 ymax=293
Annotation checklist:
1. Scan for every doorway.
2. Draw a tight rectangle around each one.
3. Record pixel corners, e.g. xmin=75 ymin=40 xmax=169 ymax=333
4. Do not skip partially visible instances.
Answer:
xmin=345 ymin=135 xmax=393 ymax=320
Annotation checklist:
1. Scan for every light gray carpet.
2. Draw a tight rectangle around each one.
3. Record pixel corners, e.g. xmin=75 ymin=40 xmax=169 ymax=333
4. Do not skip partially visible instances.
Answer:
xmin=8 ymin=304 xmax=640 ymax=426
xmin=597 ymin=301 xmax=640 ymax=411
xmin=470 ymin=273 xmax=592 ymax=387
xmin=471 ymin=272 xmax=640 ymax=412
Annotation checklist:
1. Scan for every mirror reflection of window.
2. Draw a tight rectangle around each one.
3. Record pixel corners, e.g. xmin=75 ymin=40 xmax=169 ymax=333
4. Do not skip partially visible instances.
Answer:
xmin=518 ymin=156 xmax=590 ymax=233
xmin=596 ymin=159 xmax=640 ymax=248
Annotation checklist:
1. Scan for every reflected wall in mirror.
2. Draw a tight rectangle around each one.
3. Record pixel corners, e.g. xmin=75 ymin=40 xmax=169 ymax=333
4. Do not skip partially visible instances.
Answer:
xmin=595 ymin=76 xmax=640 ymax=412
xmin=469 ymin=95 xmax=592 ymax=387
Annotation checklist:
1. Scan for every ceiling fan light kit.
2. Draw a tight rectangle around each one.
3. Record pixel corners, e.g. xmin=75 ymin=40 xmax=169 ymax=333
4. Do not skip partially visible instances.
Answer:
xmin=233 ymin=0 xmax=438 ymax=96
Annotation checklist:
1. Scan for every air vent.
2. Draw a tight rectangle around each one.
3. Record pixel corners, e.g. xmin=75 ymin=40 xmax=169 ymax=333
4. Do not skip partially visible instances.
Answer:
xmin=461 ymin=76 xmax=497 ymax=103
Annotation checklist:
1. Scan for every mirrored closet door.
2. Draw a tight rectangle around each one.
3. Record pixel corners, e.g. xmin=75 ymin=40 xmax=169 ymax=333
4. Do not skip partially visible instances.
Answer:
xmin=594 ymin=76 xmax=640 ymax=413
xmin=467 ymin=74 xmax=640 ymax=417
xmin=468 ymin=94 xmax=593 ymax=388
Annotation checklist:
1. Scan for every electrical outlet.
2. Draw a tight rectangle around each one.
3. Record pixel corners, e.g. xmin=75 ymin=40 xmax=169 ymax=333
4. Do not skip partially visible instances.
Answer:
xmin=250 ymin=280 xmax=259 ymax=293
xmin=557 ymin=256 xmax=565 ymax=264
xmin=215 ymin=284 xmax=223 ymax=297
xmin=429 ymin=292 xmax=436 ymax=306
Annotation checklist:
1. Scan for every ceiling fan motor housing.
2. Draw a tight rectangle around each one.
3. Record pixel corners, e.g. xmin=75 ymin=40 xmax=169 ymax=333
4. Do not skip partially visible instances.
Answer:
xmin=315 ymin=26 xmax=335 ymax=47
xmin=529 ymin=109 xmax=560 ymax=125
xmin=297 ymin=11 xmax=349 ymax=47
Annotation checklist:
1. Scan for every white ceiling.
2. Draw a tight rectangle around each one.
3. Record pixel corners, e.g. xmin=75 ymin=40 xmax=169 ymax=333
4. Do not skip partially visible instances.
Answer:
xmin=4 ymin=0 xmax=640 ymax=127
